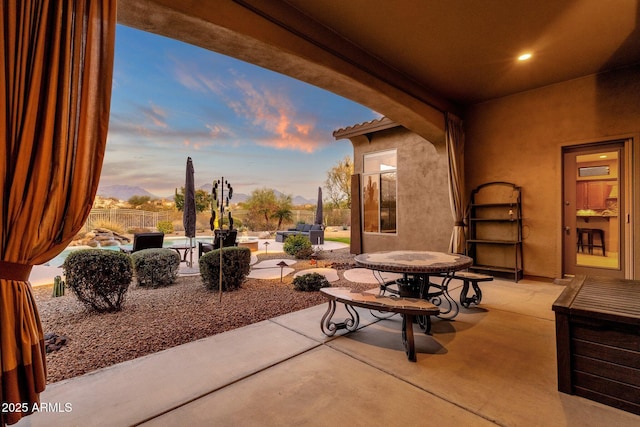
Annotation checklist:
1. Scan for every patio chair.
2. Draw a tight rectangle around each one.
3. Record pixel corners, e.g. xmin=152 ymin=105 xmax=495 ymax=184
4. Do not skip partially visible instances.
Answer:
xmin=198 ymin=229 xmax=238 ymax=257
xmin=120 ymin=232 xmax=164 ymax=254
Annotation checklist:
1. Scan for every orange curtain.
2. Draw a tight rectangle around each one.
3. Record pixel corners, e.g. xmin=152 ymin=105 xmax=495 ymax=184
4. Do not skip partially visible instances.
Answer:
xmin=0 ymin=1 xmax=115 ymax=424
xmin=446 ymin=113 xmax=467 ymax=254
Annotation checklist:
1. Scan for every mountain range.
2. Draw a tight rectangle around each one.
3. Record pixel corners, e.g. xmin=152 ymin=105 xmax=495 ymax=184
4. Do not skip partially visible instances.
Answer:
xmin=97 ymin=184 xmax=317 ymax=205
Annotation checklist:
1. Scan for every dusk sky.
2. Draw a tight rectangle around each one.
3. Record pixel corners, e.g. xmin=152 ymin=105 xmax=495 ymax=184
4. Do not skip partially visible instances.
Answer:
xmin=101 ymin=25 xmax=381 ymax=200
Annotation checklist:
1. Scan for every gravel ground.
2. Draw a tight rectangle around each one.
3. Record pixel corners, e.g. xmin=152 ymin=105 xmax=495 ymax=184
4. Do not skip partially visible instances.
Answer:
xmin=33 ymin=248 xmax=373 ymax=384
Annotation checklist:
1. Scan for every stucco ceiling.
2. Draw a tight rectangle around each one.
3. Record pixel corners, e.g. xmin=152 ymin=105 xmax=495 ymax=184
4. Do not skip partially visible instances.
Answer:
xmin=280 ymin=0 xmax=640 ymax=105
xmin=118 ymin=0 xmax=640 ymax=113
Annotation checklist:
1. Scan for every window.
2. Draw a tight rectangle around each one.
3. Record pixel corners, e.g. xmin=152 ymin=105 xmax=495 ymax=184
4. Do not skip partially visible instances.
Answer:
xmin=363 ymin=150 xmax=397 ymax=233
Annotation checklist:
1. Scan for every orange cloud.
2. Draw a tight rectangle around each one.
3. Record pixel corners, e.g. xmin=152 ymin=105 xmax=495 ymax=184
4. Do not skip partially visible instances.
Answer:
xmin=173 ymin=61 xmax=327 ymax=152
xmin=256 ymin=136 xmax=318 ymax=153
xmin=232 ymin=79 xmax=321 ymax=152
xmin=295 ymin=123 xmax=311 ymax=135
xmin=206 ymin=124 xmax=232 ymax=139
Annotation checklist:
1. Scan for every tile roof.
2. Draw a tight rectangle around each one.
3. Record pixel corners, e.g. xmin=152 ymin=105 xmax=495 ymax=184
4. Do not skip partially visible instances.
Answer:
xmin=332 ymin=116 xmax=399 ymax=140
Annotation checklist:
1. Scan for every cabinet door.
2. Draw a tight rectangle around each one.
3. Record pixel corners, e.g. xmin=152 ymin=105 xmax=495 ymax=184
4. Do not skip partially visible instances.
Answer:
xmin=587 ymin=181 xmax=606 ymax=209
xmin=576 ymin=181 xmax=607 ymax=209
xmin=576 ymin=182 xmax=588 ymax=209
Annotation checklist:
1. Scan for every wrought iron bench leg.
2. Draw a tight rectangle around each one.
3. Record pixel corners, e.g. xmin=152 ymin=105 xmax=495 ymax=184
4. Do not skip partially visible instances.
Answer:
xmin=402 ymin=314 xmax=417 ymax=362
xmin=459 ymin=279 xmax=487 ymax=308
xmin=320 ymin=300 xmax=360 ymax=336
xmin=417 ymin=314 xmax=432 ymax=334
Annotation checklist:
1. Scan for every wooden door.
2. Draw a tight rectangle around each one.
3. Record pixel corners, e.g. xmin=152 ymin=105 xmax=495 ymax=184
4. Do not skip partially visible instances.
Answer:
xmin=563 ymin=142 xmax=626 ymax=278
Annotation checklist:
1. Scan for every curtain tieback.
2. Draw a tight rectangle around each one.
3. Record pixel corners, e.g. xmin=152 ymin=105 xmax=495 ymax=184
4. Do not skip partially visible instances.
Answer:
xmin=454 ymin=221 xmax=465 ymax=226
xmin=0 ymin=261 xmax=33 ymax=281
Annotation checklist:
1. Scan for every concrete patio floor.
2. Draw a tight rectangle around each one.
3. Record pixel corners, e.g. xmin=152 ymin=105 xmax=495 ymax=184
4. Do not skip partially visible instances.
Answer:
xmin=16 ymin=277 xmax=640 ymax=426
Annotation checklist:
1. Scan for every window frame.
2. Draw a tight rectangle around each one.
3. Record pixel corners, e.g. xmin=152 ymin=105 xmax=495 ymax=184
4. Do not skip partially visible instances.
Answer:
xmin=362 ymin=149 xmax=397 ymax=235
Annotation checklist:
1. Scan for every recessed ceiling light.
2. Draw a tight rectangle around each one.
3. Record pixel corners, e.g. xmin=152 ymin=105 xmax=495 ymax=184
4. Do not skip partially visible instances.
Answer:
xmin=518 ymin=53 xmax=532 ymax=61
xmin=599 ymin=155 xmax=608 ymax=159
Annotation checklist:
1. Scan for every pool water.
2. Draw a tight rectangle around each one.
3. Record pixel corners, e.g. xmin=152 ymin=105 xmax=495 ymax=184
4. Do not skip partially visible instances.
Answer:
xmin=44 ymin=236 xmax=217 ymax=267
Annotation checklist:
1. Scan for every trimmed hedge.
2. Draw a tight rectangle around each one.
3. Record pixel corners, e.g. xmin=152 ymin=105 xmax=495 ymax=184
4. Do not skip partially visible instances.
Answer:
xmin=131 ymin=248 xmax=180 ymax=287
xmin=199 ymin=246 xmax=251 ymax=292
xmin=62 ymin=249 xmax=132 ymax=312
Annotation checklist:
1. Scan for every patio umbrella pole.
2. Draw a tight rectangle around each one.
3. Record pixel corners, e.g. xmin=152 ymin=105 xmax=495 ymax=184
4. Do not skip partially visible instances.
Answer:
xmin=190 ymin=236 xmax=194 ymax=267
xmin=183 ymin=157 xmax=197 ymax=269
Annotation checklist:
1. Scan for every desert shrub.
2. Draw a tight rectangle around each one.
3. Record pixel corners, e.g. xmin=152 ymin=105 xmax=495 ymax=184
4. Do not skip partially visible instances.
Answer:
xmin=199 ymin=246 xmax=251 ymax=292
xmin=131 ymin=248 xmax=180 ymax=287
xmin=283 ymin=234 xmax=312 ymax=259
xmin=156 ymin=220 xmax=174 ymax=234
xmin=296 ymin=246 xmax=315 ymax=259
xmin=292 ymin=272 xmax=330 ymax=292
xmin=63 ymin=249 xmax=132 ymax=312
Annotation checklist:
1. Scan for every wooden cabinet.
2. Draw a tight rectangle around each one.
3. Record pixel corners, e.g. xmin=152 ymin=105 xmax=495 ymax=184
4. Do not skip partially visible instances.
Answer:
xmin=576 ymin=180 xmax=612 ymax=210
xmin=553 ymin=276 xmax=640 ymax=416
xmin=466 ymin=182 xmax=523 ymax=282
xmin=587 ymin=181 xmax=606 ymax=209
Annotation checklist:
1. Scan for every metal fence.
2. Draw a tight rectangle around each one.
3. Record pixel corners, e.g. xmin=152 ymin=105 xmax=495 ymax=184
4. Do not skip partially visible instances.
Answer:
xmin=83 ymin=208 xmax=350 ymax=233
xmin=231 ymin=208 xmax=350 ymax=227
xmin=83 ymin=209 xmax=172 ymax=232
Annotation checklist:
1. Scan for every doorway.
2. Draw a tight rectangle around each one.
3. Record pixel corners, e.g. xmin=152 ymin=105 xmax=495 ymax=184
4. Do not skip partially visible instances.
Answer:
xmin=563 ymin=141 xmax=627 ymax=278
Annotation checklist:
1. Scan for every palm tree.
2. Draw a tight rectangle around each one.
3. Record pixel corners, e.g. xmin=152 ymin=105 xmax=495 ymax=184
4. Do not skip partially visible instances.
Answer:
xmin=272 ymin=194 xmax=293 ymax=230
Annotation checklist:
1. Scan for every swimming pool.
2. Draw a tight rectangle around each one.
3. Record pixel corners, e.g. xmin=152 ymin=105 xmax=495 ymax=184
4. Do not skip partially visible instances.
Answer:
xmin=44 ymin=236 xmax=218 ymax=267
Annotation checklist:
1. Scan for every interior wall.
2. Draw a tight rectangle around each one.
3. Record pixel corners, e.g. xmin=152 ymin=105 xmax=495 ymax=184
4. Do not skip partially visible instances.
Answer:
xmin=465 ymin=65 xmax=640 ymax=279
xmin=350 ymin=127 xmax=451 ymax=253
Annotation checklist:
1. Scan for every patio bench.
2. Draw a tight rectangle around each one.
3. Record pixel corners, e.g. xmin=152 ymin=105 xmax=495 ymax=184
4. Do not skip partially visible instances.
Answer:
xmin=320 ymin=287 xmax=439 ymax=362
xmin=441 ymin=271 xmax=493 ymax=308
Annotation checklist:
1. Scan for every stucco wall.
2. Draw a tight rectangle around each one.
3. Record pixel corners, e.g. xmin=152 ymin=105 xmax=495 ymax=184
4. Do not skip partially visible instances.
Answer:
xmin=350 ymin=126 xmax=452 ymax=253
xmin=465 ymin=65 xmax=640 ymax=279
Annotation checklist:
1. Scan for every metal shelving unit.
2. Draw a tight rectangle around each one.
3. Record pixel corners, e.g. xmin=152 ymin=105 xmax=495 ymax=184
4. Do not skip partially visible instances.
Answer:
xmin=466 ymin=182 xmax=523 ymax=282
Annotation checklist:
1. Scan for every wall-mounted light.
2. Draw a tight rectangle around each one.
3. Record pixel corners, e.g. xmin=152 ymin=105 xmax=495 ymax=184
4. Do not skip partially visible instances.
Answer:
xmin=518 ymin=53 xmax=532 ymax=61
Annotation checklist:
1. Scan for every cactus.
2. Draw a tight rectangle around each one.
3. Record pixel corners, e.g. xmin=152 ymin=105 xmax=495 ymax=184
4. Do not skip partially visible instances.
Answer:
xmin=52 ymin=275 xmax=65 ymax=297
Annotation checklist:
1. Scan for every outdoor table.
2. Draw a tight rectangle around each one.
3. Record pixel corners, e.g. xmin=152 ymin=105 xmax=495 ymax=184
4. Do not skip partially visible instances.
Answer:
xmin=170 ymin=243 xmax=196 ymax=263
xmin=354 ymin=250 xmax=473 ymax=320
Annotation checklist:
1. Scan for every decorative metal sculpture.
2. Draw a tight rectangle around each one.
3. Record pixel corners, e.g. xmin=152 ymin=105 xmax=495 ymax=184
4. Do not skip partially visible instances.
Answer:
xmin=211 ymin=177 xmax=234 ymax=302
xmin=211 ymin=177 xmax=234 ymax=230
